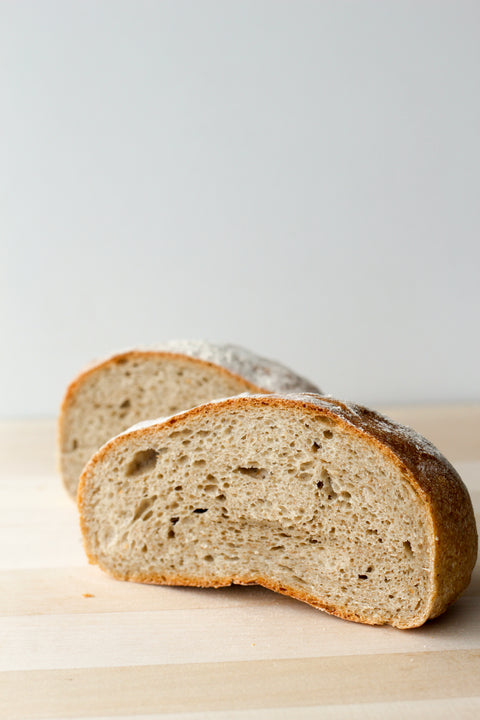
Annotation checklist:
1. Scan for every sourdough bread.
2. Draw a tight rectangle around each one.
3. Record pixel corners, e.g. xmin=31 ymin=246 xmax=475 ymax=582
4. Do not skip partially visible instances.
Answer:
xmin=78 ymin=393 xmax=477 ymax=629
xmin=59 ymin=342 xmax=320 ymax=498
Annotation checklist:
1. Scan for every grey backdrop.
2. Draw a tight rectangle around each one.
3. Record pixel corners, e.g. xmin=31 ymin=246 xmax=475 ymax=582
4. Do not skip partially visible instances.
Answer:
xmin=2 ymin=1 xmax=479 ymax=417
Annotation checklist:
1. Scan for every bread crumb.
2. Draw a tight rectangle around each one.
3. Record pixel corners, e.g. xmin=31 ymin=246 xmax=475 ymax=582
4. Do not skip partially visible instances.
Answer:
xmin=82 ymin=593 xmax=94 ymax=598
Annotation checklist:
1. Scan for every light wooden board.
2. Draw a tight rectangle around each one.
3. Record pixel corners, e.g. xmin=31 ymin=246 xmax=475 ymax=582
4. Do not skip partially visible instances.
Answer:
xmin=0 ymin=409 xmax=479 ymax=719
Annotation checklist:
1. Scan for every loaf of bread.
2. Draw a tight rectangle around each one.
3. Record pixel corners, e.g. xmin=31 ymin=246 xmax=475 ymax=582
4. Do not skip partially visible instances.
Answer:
xmin=59 ymin=342 xmax=320 ymax=498
xmin=78 ymin=393 xmax=477 ymax=629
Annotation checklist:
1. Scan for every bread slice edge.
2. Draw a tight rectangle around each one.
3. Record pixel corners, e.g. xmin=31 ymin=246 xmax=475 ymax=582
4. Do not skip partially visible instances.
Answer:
xmin=77 ymin=393 xmax=478 ymax=629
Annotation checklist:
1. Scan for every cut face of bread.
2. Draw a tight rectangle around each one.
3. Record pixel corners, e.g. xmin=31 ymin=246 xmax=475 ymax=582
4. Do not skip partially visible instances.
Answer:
xmin=78 ymin=394 xmax=477 ymax=629
xmin=59 ymin=342 xmax=320 ymax=498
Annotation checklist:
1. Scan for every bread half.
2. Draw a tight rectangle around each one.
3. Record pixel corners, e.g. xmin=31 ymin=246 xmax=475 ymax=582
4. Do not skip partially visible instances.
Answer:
xmin=59 ymin=342 xmax=320 ymax=498
xmin=78 ymin=393 xmax=477 ymax=629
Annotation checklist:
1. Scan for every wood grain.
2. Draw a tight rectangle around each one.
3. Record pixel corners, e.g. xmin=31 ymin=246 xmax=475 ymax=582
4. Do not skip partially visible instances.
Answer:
xmin=1 ymin=651 xmax=479 ymax=719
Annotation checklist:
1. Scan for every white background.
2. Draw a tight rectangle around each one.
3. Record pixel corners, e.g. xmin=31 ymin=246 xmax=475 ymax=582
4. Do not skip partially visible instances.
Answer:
xmin=1 ymin=0 xmax=479 ymax=418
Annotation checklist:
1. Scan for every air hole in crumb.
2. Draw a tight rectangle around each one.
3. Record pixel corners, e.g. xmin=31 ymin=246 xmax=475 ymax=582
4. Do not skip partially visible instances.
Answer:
xmin=358 ymin=574 xmax=368 ymax=580
xmin=403 ymin=540 xmax=413 ymax=556
xmin=292 ymin=575 xmax=306 ymax=585
xmin=119 ymin=399 xmax=131 ymax=410
xmin=72 ymin=439 xmax=78 ymax=450
xmin=167 ymin=529 xmax=175 ymax=539
xmin=204 ymin=554 xmax=214 ymax=562
xmin=170 ymin=517 xmax=179 ymax=525
xmin=318 ymin=468 xmax=337 ymax=499
xmin=323 ymin=430 xmax=333 ymax=439
xmin=131 ymin=495 xmax=158 ymax=523
xmin=236 ymin=466 xmax=266 ymax=477
xmin=174 ymin=485 xmax=183 ymax=491
xmin=126 ymin=449 xmax=158 ymax=476
xmin=271 ymin=545 xmax=285 ymax=551
xmin=193 ymin=508 xmax=208 ymax=514
xmin=312 ymin=441 xmax=321 ymax=452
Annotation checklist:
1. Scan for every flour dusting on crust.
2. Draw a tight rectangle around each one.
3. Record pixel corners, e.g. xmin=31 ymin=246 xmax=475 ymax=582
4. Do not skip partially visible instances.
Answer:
xmin=158 ymin=340 xmax=320 ymax=394
xmin=84 ymin=341 xmax=320 ymax=395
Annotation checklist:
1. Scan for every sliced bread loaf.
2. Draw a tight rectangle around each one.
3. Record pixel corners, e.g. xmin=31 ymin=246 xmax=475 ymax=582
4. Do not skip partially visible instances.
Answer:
xmin=59 ymin=342 xmax=320 ymax=498
xmin=78 ymin=393 xmax=477 ymax=629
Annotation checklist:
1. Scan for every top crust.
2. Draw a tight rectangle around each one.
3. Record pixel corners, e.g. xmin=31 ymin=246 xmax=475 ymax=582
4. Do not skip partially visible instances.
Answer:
xmin=79 ymin=392 xmax=478 ymax=626
xmin=156 ymin=341 xmax=321 ymax=393
xmin=61 ymin=342 xmax=321 ymax=408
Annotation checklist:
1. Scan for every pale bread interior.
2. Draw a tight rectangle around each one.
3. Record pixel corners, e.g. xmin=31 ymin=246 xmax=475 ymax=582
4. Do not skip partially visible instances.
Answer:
xmin=60 ymin=355 xmax=259 ymax=497
xmin=79 ymin=402 xmax=433 ymax=628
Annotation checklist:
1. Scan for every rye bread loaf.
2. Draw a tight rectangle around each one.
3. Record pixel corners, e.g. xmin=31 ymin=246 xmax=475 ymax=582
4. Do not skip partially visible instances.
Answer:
xmin=59 ymin=342 xmax=320 ymax=498
xmin=78 ymin=393 xmax=477 ymax=629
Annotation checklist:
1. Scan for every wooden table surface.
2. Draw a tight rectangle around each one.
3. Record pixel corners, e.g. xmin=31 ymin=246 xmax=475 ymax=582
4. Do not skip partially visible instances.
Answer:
xmin=0 ymin=406 xmax=479 ymax=720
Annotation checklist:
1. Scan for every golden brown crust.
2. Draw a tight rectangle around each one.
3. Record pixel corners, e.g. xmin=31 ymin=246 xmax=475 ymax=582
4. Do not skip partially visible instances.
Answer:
xmin=83 ymin=563 xmax=387 ymax=627
xmin=78 ymin=393 xmax=478 ymax=629
xmin=299 ymin=397 xmax=478 ymax=622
